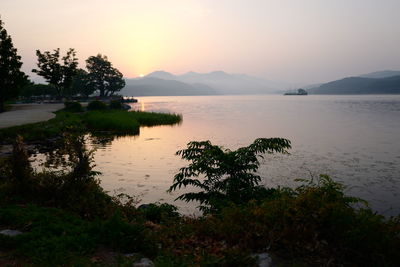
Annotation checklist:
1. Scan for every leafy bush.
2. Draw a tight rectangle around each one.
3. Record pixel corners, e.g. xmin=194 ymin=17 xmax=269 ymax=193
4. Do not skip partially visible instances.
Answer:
xmin=0 ymin=205 xmax=152 ymax=265
xmin=63 ymin=101 xmax=83 ymax=112
xmin=168 ymin=138 xmax=291 ymax=213
xmin=198 ymin=175 xmax=400 ymax=266
xmin=0 ymin=134 xmax=115 ymax=218
xmin=109 ymin=100 xmax=123 ymax=109
xmin=138 ymin=203 xmax=180 ymax=223
xmin=87 ymin=100 xmax=107 ymax=111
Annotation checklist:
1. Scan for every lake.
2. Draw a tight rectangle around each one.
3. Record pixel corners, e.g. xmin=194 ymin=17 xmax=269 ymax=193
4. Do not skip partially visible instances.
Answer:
xmin=92 ymin=95 xmax=400 ymax=216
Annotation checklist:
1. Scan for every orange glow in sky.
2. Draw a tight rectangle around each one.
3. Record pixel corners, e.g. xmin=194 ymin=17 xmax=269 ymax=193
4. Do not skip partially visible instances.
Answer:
xmin=2 ymin=0 xmax=400 ymax=83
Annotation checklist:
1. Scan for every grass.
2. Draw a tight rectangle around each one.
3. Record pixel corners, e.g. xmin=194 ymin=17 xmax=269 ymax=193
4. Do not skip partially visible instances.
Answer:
xmin=85 ymin=111 xmax=141 ymax=133
xmin=84 ymin=110 xmax=181 ymax=133
xmin=0 ymin=205 xmax=151 ymax=266
xmin=0 ymin=111 xmax=84 ymax=143
xmin=0 ymin=109 xmax=182 ymax=143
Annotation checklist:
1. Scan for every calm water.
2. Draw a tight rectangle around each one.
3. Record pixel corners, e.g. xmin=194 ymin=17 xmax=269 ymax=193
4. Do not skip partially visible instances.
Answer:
xmin=92 ymin=95 xmax=400 ymax=216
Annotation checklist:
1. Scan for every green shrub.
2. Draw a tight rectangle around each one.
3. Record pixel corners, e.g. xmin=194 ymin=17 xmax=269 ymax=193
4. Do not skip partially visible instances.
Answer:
xmin=0 ymin=205 xmax=153 ymax=265
xmin=200 ymin=175 xmax=400 ymax=266
xmin=138 ymin=203 xmax=180 ymax=223
xmin=168 ymin=138 xmax=291 ymax=213
xmin=87 ymin=100 xmax=107 ymax=111
xmin=109 ymin=100 xmax=123 ymax=109
xmin=63 ymin=101 xmax=83 ymax=112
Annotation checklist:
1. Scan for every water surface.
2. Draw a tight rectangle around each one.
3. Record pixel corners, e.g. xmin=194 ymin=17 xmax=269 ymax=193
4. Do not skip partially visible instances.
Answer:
xmin=93 ymin=95 xmax=400 ymax=215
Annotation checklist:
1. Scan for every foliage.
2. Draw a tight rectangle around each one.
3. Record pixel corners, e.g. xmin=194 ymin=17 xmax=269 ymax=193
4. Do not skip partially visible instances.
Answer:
xmin=63 ymin=101 xmax=83 ymax=112
xmin=86 ymin=54 xmax=125 ymax=97
xmin=70 ymin=68 xmax=95 ymax=98
xmin=87 ymin=100 xmax=107 ymax=111
xmin=0 ymin=205 xmax=151 ymax=266
xmin=0 ymin=17 xmax=28 ymax=112
xmin=20 ymin=83 xmax=57 ymax=98
xmin=195 ymin=175 xmax=400 ymax=266
xmin=109 ymin=99 xmax=123 ymax=109
xmin=155 ymin=176 xmax=400 ymax=266
xmin=1 ymin=135 xmax=400 ymax=266
xmin=168 ymin=138 xmax=291 ymax=213
xmin=32 ymin=48 xmax=78 ymax=98
xmin=0 ymin=136 xmax=35 ymax=198
xmin=0 ymin=134 xmax=112 ymax=218
xmin=138 ymin=203 xmax=180 ymax=224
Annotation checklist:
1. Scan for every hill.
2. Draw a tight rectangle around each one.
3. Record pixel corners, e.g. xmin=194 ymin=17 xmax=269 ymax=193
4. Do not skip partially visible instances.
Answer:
xmin=144 ymin=71 xmax=284 ymax=94
xmin=308 ymin=75 xmax=400 ymax=94
xmin=359 ymin=70 xmax=400 ymax=79
xmin=121 ymin=77 xmax=216 ymax=96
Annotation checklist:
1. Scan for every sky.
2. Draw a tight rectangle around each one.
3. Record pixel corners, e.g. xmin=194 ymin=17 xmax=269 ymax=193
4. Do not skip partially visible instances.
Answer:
xmin=2 ymin=0 xmax=400 ymax=84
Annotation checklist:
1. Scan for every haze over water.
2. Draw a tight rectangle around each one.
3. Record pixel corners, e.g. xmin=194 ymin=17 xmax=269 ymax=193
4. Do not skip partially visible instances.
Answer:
xmin=92 ymin=95 xmax=400 ymax=216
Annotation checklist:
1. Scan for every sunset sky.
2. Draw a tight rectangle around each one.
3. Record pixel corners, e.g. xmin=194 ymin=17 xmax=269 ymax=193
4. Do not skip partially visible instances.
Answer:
xmin=2 ymin=0 xmax=400 ymax=83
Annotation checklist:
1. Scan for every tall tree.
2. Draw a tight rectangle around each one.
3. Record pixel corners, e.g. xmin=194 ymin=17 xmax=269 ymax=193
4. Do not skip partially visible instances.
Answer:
xmin=71 ymin=69 xmax=95 ymax=98
xmin=86 ymin=54 xmax=125 ymax=97
xmin=0 ymin=18 xmax=28 ymax=112
xmin=32 ymin=48 xmax=78 ymax=98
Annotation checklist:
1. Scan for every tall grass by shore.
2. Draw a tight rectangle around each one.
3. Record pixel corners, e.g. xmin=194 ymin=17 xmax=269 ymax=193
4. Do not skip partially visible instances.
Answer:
xmin=0 ymin=109 xmax=182 ymax=143
xmin=85 ymin=110 xmax=182 ymax=133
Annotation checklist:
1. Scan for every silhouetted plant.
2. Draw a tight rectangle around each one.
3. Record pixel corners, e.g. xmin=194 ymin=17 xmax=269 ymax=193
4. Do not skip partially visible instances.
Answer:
xmin=168 ymin=138 xmax=291 ymax=213
xmin=87 ymin=100 xmax=107 ymax=110
xmin=86 ymin=54 xmax=125 ymax=97
xmin=10 ymin=135 xmax=34 ymax=195
xmin=0 ymin=18 xmax=28 ymax=112
xmin=64 ymin=101 xmax=83 ymax=112
xmin=109 ymin=100 xmax=123 ymax=109
xmin=32 ymin=48 xmax=78 ymax=98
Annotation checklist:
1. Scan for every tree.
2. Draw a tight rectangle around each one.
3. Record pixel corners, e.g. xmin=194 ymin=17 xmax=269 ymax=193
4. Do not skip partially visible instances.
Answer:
xmin=32 ymin=48 xmax=78 ymax=98
xmin=86 ymin=54 xmax=125 ymax=97
xmin=168 ymin=138 xmax=292 ymax=213
xmin=71 ymin=69 xmax=95 ymax=98
xmin=0 ymin=18 xmax=28 ymax=112
xmin=20 ymin=83 xmax=57 ymax=98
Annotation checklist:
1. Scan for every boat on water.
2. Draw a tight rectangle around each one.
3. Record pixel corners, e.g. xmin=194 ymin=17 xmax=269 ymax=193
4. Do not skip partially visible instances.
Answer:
xmin=284 ymin=88 xmax=308 ymax=95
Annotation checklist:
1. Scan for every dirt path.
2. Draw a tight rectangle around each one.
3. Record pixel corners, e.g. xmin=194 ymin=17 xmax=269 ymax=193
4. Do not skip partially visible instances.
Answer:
xmin=0 ymin=103 xmax=63 ymax=129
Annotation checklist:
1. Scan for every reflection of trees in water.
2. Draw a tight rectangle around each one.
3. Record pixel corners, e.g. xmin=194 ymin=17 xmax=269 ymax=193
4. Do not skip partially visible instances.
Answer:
xmin=88 ymin=132 xmax=142 ymax=149
xmin=89 ymin=134 xmax=116 ymax=148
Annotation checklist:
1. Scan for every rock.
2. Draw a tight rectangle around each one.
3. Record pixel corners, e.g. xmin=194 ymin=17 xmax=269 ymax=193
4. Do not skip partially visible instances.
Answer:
xmin=132 ymin=258 xmax=154 ymax=267
xmin=255 ymin=252 xmax=273 ymax=267
xmin=0 ymin=229 xmax=23 ymax=236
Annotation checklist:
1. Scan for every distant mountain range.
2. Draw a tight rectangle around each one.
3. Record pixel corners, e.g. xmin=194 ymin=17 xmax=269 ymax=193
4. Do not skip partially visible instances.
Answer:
xmin=122 ymin=77 xmax=216 ymax=96
xmin=121 ymin=69 xmax=400 ymax=96
xmin=308 ymin=70 xmax=400 ymax=95
xmin=121 ymin=71 xmax=287 ymax=96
